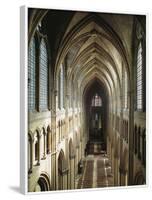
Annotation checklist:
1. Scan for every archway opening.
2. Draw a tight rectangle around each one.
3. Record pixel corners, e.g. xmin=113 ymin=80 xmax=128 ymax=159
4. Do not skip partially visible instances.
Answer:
xmin=90 ymin=93 xmax=103 ymax=141
xmin=84 ymin=79 xmax=109 ymax=155
xmin=58 ymin=150 xmax=65 ymax=190
xmin=35 ymin=174 xmax=51 ymax=192
xmin=69 ymin=139 xmax=75 ymax=189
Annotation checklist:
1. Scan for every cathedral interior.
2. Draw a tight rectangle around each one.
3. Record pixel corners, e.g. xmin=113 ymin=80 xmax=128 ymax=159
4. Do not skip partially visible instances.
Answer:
xmin=27 ymin=8 xmax=146 ymax=192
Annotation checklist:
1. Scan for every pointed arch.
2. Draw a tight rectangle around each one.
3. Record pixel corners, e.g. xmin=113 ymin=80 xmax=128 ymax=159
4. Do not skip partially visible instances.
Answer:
xmin=35 ymin=173 xmax=51 ymax=191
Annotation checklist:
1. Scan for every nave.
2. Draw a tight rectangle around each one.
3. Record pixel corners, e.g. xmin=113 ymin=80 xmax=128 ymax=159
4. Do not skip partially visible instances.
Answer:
xmin=76 ymin=146 xmax=114 ymax=189
xmin=27 ymin=8 xmax=146 ymax=192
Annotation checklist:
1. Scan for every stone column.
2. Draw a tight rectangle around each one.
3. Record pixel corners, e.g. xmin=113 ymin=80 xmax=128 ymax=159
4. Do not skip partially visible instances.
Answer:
xmin=62 ymin=169 xmax=69 ymax=190
xmin=110 ymin=142 xmax=112 ymax=165
xmin=138 ymin=130 xmax=141 ymax=159
xmin=119 ymin=167 xmax=127 ymax=186
xmin=47 ymin=131 xmax=51 ymax=154
xmin=128 ymin=89 xmax=134 ymax=184
xmin=51 ymin=152 xmax=56 ymax=190
xmin=114 ymin=154 xmax=118 ymax=186
xmin=74 ymin=157 xmax=76 ymax=188
xmin=73 ymin=157 xmax=76 ymax=189
xmin=140 ymin=131 xmax=143 ymax=160
xmin=37 ymin=135 xmax=41 ymax=165
xmin=111 ymin=141 xmax=115 ymax=173
xmin=51 ymin=118 xmax=57 ymax=190
xmin=142 ymin=132 xmax=146 ymax=166
xmin=79 ymin=141 xmax=82 ymax=161
xmin=69 ymin=155 xmax=75 ymax=189
xmin=50 ymin=87 xmax=57 ymax=190
xmin=68 ymin=159 xmax=71 ymax=190
xmin=28 ymin=139 xmax=34 ymax=174
xmin=81 ymin=138 xmax=84 ymax=159
xmin=31 ymin=139 xmax=34 ymax=170
xmin=75 ymin=147 xmax=79 ymax=176
xmin=43 ymin=133 xmax=47 ymax=159
xmin=118 ymin=158 xmax=120 ymax=186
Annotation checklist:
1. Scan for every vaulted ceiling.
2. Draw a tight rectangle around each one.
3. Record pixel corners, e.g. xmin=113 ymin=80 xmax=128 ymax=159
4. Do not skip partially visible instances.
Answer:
xmin=29 ymin=9 xmax=138 ymax=102
xmin=51 ymin=11 xmax=134 ymax=99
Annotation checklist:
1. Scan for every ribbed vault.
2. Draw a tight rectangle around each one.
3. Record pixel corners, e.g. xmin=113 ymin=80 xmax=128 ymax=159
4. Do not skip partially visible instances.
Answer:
xmin=53 ymin=12 xmax=132 ymax=110
xmin=28 ymin=10 xmax=132 ymax=101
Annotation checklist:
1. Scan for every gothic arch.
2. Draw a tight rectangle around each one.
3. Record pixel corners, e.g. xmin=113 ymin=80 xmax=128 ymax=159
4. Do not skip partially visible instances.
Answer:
xmin=33 ymin=130 xmax=41 ymax=164
xmin=28 ymin=9 xmax=49 ymax=43
xmin=28 ymin=131 xmax=33 ymax=140
xmin=35 ymin=128 xmax=41 ymax=137
xmin=58 ymin=149 xmax=66 ymax=171
xmin=58 ymin=149 xmax=66 ymax=190
xmin=35 ymin=173 xmax=51 ymax=191
xmin=40 ymin=127 xmax=46 ymax=159
xmin=55 ymin=14 xmax=130 ymax=80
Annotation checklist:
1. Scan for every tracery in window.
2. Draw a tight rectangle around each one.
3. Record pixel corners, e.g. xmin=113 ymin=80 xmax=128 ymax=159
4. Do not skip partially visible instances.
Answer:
xmin=137 ymin=42 xmax=143 ymax=110
xmin=39 ymin=38 xmax=48 ymax=110
xmin=28 ymin=37 xmax=36 ymax=110
xmin=91 ymin=94 xmax=102 ymax=107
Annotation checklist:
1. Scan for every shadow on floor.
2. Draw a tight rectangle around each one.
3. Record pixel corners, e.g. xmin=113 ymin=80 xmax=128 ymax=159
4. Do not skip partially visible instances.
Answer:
xmin=9 ymin=186 xmax=21 ymax=194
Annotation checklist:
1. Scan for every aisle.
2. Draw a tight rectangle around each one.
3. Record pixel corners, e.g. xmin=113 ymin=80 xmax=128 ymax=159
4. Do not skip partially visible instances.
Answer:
xmin=77 ymin=155 xmax=114 ymax=189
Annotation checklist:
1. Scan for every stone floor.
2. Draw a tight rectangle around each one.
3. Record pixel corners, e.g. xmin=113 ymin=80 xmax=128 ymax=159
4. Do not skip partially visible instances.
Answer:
xmin=76 ymin=154 xmax=114 ymax=189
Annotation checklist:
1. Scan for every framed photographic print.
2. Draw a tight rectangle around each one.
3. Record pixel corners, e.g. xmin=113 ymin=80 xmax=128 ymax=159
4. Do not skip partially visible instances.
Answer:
xmin=20 ymin=5 xmax=146 ymax=194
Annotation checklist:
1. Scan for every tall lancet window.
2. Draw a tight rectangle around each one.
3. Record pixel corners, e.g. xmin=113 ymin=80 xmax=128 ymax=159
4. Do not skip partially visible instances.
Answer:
xmin=92 ymin=94 xmax=102 ymax=107
xmin=58 ymin=64 xmax=64 ymax=109
xmin=39 ymin=38 xmax=48 ymax=110
xmin=28 ymin=37 xmax=36 ymax=111
xmin=123 ymin=69 xmax=128 ymax=109
xmin=137 ymin=42 xmax=143 ymax=110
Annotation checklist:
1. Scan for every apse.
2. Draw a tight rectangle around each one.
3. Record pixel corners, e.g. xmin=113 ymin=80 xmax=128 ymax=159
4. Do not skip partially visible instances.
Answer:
xmin=83 ymin=78 xmax=109 ymax=154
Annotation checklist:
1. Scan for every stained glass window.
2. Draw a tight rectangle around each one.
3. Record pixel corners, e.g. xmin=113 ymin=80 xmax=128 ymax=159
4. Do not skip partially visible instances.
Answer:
xmin=39 ymin=39 xmax=48 ymax=110
xmin=137 ymin=42 xmax=143 ymax=110
xmin=28 ymin=37 xmax=36 ymax=110
xmin=92 ymin=94 xmax=102 ymax=107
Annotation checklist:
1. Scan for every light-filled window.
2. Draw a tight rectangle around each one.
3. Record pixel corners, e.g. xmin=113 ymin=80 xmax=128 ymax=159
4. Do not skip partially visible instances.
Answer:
xmin=137 ymin=42 xmax=143 ymax=110
xmin=123 ymin=69 xmax=128 ymax=109
xmin=58 ymin=64 xmax=64 ymax=109
xmin=39 ymin=39 xmax=48 ymax=110
xmin=92 ymin=94 xmax=102 ymax=107
xmin=28 ymin=37 xmax=36 ymax=111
